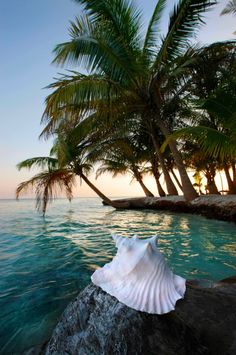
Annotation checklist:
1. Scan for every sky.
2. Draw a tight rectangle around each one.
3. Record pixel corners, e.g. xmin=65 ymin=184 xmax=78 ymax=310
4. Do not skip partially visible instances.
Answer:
xmin=0 ymin=0 xmax=235 ymax=199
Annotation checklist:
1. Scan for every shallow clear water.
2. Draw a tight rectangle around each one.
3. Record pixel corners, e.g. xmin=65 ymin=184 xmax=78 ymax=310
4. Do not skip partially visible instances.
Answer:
xmin=0 ymin=198 xmax=235 ymax=354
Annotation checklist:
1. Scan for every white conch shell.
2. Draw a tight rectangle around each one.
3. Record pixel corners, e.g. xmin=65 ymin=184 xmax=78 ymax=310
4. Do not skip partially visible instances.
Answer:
xmin=91 ymin=235 xmax=186 ymax=314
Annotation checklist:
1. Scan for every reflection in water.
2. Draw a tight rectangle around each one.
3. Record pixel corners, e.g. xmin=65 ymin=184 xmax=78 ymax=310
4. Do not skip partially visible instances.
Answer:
xmin=0 ymin=198 xmax=235 ymax=353
xmin=179 ymin=217 xmax=190 ymax=232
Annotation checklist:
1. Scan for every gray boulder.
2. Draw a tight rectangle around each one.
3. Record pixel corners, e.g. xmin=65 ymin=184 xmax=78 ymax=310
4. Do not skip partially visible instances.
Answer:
xmin=44 ymin=280 xmax=236 ymax=355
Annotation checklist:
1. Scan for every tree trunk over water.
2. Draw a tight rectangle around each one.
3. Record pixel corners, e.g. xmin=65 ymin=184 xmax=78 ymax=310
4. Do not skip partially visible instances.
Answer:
xmin=80 ymin=173 xmax=129 ymax=208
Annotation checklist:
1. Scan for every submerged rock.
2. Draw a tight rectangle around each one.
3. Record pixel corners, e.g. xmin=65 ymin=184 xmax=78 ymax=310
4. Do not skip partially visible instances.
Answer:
xmin=44 ymin=280 xmax=236 ymax=355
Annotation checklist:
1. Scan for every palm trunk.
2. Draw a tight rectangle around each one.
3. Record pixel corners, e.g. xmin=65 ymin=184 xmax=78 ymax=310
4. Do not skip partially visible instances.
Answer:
xmin=80 ymin=172 xmax=112 ymax=204
xmin=223 ymin=165 xmax=236 ymax=194
xmin=219 ymin=171 xmax=224 ymax=193
xmin=152 ymin=171 xmax=166 ymax=197
xmin=151 ymin=135 xmax=178 ymax=195
xmin=205 ymin=167 xmax=220 ymax=195
xmin=136 ymin=178 xmax=154 ymax=197
xmin=155 ymin=177 xmax=166 ymax=197
xmin=205 ymin=176 xmax=220 ymax=194
xmin=80 ymin=173 xmax=129 ymax=208
xmin=231 ymin=161 xmax=236 ymax=184
xmin=132 ymin=168 xmax=154 ymax=197
xmin=207 ymin=180 xmax=220 ymax=194
xmin=151 ymin=161 xmax=166 ymax=196
xmin=170 ymin=168 xmax=183 ymax=191
xmin=156 ymin=119 xmax=198 ymax=201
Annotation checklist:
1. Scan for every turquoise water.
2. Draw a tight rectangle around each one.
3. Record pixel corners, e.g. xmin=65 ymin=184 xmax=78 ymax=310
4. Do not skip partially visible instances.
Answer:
xmin=0 ymin=198 xmax=235 ymax=354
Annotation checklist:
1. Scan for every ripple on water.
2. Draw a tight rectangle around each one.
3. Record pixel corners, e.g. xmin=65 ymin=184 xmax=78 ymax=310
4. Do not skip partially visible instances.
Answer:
xmin=0 ymin=198 xmax=235 ymax=353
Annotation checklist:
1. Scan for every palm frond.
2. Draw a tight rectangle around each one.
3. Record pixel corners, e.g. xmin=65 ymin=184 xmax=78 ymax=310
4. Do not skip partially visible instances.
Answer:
xmin=67 ymin=113 xmax=98 ymax=144
xmin=16 ymin=169 xmax=75 ymax=215
xmin=53 ymin=13 xmax=141 ymax=83
xmin=17 ymin=157 xmax=58 ymax=171
xmin=41 ymin=72 xmax=122 ymax=137
xmin=162 ymin=126 xmax=236 ymax=161
xmin=143 ymin=0 xmax=167 ymax=60
xmin=154 ymin=0 xmax=216 ymax=65
xmin=73 ymin=0 xmax=142 ymax=50
xmin=96 ymin=159 xmax=129 ymax=179
xmin=43 ymin=72 xmax=119 ymax=117
xmin=221 ymin=0 xmax=236 ymax=15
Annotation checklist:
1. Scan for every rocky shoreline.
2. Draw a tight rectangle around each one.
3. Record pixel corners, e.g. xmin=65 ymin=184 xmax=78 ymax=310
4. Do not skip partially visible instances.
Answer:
xmin=105 ymin=195 xmax=236 ymax=223
xmin=24 ymin=196 xmax=236 ymax=355
xmin=28 ymin=277 xmax=236 ymax=355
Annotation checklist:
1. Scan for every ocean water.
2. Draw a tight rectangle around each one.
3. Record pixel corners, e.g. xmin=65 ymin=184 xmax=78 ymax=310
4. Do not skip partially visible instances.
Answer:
xmin=0 ymin=198 xmax=235 ymax=354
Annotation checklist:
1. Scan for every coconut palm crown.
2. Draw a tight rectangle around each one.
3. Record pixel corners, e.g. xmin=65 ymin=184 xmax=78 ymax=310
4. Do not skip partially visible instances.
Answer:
xmin=41 ymin=0 xmax=227 ymax=200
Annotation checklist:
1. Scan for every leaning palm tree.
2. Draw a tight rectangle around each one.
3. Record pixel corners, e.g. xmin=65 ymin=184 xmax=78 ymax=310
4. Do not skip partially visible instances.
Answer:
xmin=16 ymin=124 xmax=130 ymax=213
xmin=18 ymin=120 xmax=119 ymax=210
xmin=16 ymin=154 xmax=126 ymax=214
xmin=41 ymin=0 xmax=223 ymax=200
xmin=16 ymin=158 xmax=76 ymax=215
xmin=96 ymin=150 xmax=154 ymax=197
xmin=18 ymin=158 xmax=126 ymax=212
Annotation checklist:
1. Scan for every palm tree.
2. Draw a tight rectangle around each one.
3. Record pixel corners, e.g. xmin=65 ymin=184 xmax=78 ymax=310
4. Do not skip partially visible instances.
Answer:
xmin=221 ymin=0 xmax=236 ymax=15
xmin=41 ymin=0 xmax=222 ymax=201
xmin=16 ymin=156 xmax=129 ymax=214
xmin=148 ymin=155 xmax=166 ymax=197
xmin=95 ymin=120 xmax=169 ymax=197
xmin=183 ymin=143 xmax=220 ymax=194
xmin=96 ymin=144 xmax=154 ymax=197
xmin=163 ymin=79 xmax=236 ymax=193
xmin=16 ymin=158 xmax=76 ymax=215
xmin=16 ymin=124 xmax=131 ymax=213
xmin=135 ymin=134 xmax=167 ymax=196
xmin=161 ymin=41 xmax=236 ymax=192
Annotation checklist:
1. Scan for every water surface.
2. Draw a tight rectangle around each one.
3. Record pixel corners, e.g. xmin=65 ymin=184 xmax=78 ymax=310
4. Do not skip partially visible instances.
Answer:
xmin=0 ymin=198 xmax=235 ymax=353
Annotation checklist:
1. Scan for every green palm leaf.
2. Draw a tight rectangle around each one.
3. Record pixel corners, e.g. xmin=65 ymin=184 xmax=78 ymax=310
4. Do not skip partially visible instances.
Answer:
xmin=155 ymin=0 xmax=216 ymax=65
xmin=142 ymin=0 xmax=167 ymax=60
xmin=73 ymin=0 xmax=142 ymax=49
xmin=221 ymin=0 xmax=236 ymax=15
xmin=16 ymin=169 xmax=75 ymax=215
xmin=162 ymin=126 xmax=236 ymax=161
xmin=17 ymin=157 xmax=58 ymax=171
xmin=53 ymin=13 xmax=141 ymax=83
xmin=41 ymin=72 xmax=122 ymax=136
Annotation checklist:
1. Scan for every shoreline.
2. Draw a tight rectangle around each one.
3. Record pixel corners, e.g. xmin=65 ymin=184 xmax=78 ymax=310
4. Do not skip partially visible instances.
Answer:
xmin=106 ymin=195 xmax=236 ymax=223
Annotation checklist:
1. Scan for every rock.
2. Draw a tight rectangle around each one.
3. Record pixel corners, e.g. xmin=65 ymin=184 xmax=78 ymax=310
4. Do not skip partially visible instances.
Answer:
xmin=105 ymin=196 xmax=236 ymax=223
xmin=44 ymin=281 xmax=236 ymax=355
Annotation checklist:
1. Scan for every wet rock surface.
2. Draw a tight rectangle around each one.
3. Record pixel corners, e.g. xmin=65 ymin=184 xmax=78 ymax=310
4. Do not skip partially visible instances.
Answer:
xmin=105 ymin=195 xmax=236 ymax=223
xmin=43 ymin=279 xmax=236 ymax=355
